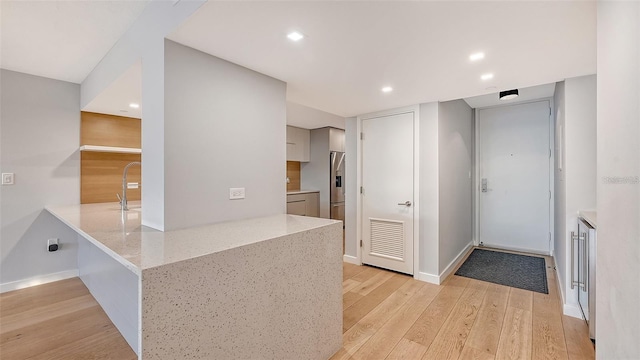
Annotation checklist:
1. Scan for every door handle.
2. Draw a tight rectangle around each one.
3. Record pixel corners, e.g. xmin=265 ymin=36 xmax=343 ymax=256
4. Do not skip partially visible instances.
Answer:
xmin=397 ymin=201 xmax=412 ymax=206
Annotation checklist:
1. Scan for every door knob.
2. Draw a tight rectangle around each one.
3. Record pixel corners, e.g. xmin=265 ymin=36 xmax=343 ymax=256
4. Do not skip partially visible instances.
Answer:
xmin=397 ymin=201 xmax=412 ymax=206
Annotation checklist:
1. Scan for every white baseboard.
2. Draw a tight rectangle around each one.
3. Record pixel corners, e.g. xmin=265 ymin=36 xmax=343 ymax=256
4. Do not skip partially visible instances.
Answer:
xmin=343 ymin=254 xmax=360 ymax=265
xmin=439 ymin=242 xmax=474 ymax=283
xmin=563 ymin=303 xmax=584 ymax=319
xmin=0 ymin=269 xmax=79 ymax=293
xmin=415 ymin=271 xmax=440 ymax=285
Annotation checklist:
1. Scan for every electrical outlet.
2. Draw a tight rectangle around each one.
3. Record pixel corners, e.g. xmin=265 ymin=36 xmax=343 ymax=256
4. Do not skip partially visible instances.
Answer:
xmin=229 ymin=187 xmax=245 ymax=200
xmin=127 ymin=182 xmax=139 ymax=189
xmin=2 ymin=173 xmax=14 ymax=185
xmin=47 ymin=238 xmax=59 ymax=252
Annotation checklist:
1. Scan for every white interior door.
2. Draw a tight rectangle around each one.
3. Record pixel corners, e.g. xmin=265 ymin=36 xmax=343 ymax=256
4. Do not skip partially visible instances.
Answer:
xmin=362 ymin=112 xmax=414 ymax=275
xmin=478 ymin=101 xmax=551 ymax=254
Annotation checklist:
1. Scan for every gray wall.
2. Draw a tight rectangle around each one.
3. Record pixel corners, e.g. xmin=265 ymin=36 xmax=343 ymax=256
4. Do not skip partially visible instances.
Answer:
xmin=596 ymin=2 xmax=640 ymax=358
xmin=419 ymin=102 xmax=440 ymax=276
xmin=437 ymin=100 xmax=473 ymax=273
xmin=553 ymin=80 xmax=567 ymax=306
xmin=344 ymin=117 xmax=358 ymax=258
xmin=163 ymin=40 xmax=286 ymax=230
xmin=0 ymin=70 xmax=80 ymax=287
xmin=554 ymin=75 xmax=597 ymax=316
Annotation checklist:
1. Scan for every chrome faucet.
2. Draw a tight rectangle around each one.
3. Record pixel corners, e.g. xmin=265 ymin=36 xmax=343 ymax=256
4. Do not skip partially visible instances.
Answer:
xmin=117 ymin=161 xmax=141 ymax=211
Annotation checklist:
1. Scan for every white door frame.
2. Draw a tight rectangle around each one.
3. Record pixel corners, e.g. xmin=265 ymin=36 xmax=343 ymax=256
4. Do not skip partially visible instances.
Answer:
xmin=356 ymin=105 xmax=420 ymax=277
xmin=473 ymin=98 xmax=555 ymax=256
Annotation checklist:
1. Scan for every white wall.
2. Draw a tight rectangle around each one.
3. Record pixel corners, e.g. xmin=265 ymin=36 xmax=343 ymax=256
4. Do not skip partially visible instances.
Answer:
xmin=163 ymin=40 xmax=286 ymax=230
xmin=286 ymin=102 xmax=345 ymax=130
xmin=344 ymin=117 xmax=358 ymax=259
xmin=437 ymin=100 xmax=473 ymax=274
xmin=0 ymin=70 xmax=80 ymax=290
xmin=80 ymin=0 xmax=205 ymax=231
xmin=554 ymin=75 xmax=597 ymax=318
xmin=302 ymin=128 xmax=331 ymax=218
xmin=418 ymin=102 xmax=440 ymax=277
xmin=553 ymin=80 xmax=568 ymax=305
xmin=596 ymin=2 xmax=640 ymax=358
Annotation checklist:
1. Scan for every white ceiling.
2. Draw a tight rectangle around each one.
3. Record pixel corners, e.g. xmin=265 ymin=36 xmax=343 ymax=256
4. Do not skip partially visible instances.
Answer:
xmin=0 ymin=0 xmax=149 ymax=84
xmin=83 ymin=60 xmax=141 ymax=119
xmin=169 ymin=1 xmax=596 ymax=117
xmin=464 ymin=83 xmax=556 ymax=109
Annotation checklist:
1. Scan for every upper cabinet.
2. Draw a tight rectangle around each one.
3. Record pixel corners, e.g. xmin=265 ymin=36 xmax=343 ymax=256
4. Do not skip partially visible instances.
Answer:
xmin=286 ymin=126 xmax=310 ymax=162
xmin=329 ymin=128 xmax=345 ymax=152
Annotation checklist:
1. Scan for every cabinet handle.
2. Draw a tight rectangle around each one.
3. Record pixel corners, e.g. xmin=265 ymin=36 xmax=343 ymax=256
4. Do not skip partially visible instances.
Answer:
xmin=571 ymin=231 xmax=576 ymax=289
xmin=582 ymin=232 xmax=588 ymax=291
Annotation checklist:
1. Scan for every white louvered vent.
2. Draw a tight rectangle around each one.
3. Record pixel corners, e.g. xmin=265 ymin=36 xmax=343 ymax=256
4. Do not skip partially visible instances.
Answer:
xmin=369 ymin=218 xmax=404 ymax=261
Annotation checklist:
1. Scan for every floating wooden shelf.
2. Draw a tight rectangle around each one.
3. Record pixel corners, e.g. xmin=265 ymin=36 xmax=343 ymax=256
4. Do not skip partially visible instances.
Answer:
xmin=79 ymin=145 xmax=142 ymax=154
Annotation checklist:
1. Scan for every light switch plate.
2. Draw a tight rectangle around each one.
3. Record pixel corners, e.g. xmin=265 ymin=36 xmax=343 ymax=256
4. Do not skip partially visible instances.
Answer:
xmin=2 ymin=173 xmax=14 ymax=185
xmin=229 ymin=187 xmax=245 ymax=200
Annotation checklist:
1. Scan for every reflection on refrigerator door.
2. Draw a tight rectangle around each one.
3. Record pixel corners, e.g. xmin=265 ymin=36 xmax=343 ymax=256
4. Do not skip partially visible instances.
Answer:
xmin=330 ymin=151 xmax=345 ymax=227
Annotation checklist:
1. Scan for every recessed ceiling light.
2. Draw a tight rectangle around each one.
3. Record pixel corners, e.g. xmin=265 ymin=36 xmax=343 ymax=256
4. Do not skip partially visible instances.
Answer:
xmin=129 ymin=103 xmax=140 ymax=109
xmin=381 ymin=86 xmax=393 ymax=93
xmin=469 ymin=52 xmax=485 ymax=61
xmin=480 ymin=73 xmax=494 ymax=81
xmin=287 ymin=31 xmax=304 ymax=42
xmin=499 ymin=89 xmax=519 ymax=100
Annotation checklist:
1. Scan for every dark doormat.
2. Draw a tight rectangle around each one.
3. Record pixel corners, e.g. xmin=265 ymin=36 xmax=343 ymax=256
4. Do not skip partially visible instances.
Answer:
xmin=455 ymin=248 xmax=548 ymax=294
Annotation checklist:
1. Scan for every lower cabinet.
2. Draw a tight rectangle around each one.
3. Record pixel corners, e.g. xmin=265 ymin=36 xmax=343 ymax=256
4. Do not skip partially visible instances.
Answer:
xmin=286 ymin=192 xmax=320 ymax=217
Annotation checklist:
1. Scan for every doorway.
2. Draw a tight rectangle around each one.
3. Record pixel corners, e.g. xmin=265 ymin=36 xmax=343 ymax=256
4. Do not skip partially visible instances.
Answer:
xmin=361 ymin=110 xmax=417 ymax=275
xmin=477 ymin=100 xmax=552 ymax=254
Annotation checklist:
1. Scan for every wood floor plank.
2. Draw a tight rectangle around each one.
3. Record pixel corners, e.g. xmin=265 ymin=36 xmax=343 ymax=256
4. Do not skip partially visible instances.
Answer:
xmin=507 ymin=288 xmax=533 ymax=311
xmin=343 ymin=263 xmax=367 ymax=281
xmin=0 ymin=294 xmax=98 ymax=334
xmin=350 ymin=267 xmax=381 ymax=282
xmin=351 ymin=271 xmax=395 ymax=296
xmin=0 ymin=278 xmax=136 ymax=360
xmin=344 ymin=291 xmax=364 ymax=310
xmin=459 ymin=345 xmax=497 ymax=360
xmin=421 ymin=279 xmax=489 ymax=360
xmin=465 ymin=283 xmax=510 ymax=356
xmin=386 ymin=338 xmax=427 ymax=360
xmin=343 ymin=275 xmax=410 ymax=332
xmin=403 ymin=275 xmax=469 ymax=347
xmin=561 ymin=315 xmax=594 ymax=360
xmin=350 ymin=282 xmax=441 ymax=360
xmin=329 ymin=347 xmax=352 ymax=360
xmin=495 ymin=307 xmax=533 ymax=360
xmin=0 ymin=278 xmax=89 ymax=316
xmin=343 ymin=279 xmax=362 ymax=294
xmin=532 ymin=292 xmax=569 ymax=360
xmin=25 ymin=326 xmax=136 ymax=360
xmin=342 ymin=279 xmax=425 ymax=355
xmin=1 ymin=306 xmax=112 ymax=359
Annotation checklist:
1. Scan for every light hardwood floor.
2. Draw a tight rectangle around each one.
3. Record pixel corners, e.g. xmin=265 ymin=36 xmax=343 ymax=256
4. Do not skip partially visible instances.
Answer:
xmin=0 ymin=250 xmax=594 ymax=360
xmin=334 ymin=252 xmax=595 ymax=360
xmin=0 ymin=278 xmax=136 ymax=360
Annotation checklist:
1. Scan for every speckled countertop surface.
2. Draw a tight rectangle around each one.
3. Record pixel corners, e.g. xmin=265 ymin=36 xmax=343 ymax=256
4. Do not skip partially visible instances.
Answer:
xmin=46 ymin=202 xmax=341 ymax=274
xmin=579 ymin=210 xmax=597 ymax=228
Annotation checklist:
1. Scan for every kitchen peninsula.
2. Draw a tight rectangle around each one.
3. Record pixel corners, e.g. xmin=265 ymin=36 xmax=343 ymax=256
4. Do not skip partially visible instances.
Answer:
xmin=46 ymin=202 xmax=343 ymax=360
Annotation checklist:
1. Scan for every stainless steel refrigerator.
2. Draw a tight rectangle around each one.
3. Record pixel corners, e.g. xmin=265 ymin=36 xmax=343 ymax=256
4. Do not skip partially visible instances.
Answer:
xmin=573 ymin=217 xmax=596 ymax=341
xmin=330 ymin=151 xmax=345 ymax=227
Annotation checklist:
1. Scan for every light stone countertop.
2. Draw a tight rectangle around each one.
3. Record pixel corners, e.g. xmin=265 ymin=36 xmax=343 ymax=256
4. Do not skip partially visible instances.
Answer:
xmin=46 ymin=202 xmax=341 ymax=275
xmin=287 ymin=189 xmax=320 ymax=195
xmin=579 ymin=210 xmax=597 ymax=228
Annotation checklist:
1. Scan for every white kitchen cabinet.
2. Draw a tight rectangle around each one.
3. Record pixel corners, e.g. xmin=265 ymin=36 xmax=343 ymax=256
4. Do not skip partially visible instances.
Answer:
xmin=286 ymin=191 xmax=319 ymax=217
xmin=286 ymin=126 xmax=310 ymax=162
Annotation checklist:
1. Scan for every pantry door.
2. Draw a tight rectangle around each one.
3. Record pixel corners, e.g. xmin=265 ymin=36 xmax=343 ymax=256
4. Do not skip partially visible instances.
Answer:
xmin=361 ymin=111 xmax=415 ymax=275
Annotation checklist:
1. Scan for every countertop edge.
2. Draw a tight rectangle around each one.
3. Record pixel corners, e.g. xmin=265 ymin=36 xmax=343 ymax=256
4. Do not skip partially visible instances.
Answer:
xmin=45 ymin=207 xmax=142 ymax=275
xmin=578 ymin=210 xmax=597 ymax=229
xmin=286 ymin=190 xmax=320 ymax=195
